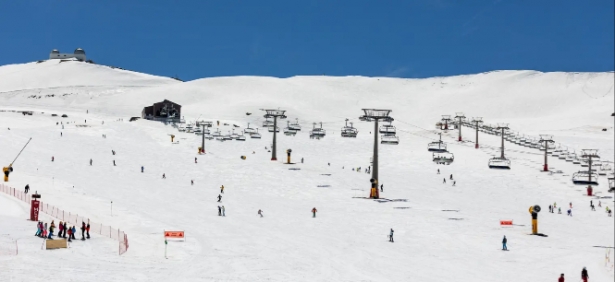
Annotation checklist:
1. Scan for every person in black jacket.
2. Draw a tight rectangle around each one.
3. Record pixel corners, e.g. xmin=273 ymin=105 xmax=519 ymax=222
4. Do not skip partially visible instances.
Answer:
xmin=502 ymin=236 xmax=508 ymax=250
xmin=81 ymin=222 xmax=86 ymax=241
xmin=62 ymin=222 xmax=68 ymax=238
xmin=581 ymin=267 xmax=588 ymax=282
xmin=86 ymin=222 xmax=91 ymax=239
xmin=24 ymin=184 xmax=29 ymax=194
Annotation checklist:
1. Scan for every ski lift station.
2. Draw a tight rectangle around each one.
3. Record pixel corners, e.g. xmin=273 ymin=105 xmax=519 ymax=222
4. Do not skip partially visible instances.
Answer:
xmin=141 ymin=99 xmax=182 ymax=123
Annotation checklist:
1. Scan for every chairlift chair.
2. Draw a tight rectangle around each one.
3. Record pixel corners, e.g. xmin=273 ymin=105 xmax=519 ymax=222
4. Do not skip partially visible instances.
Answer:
xmin=598 ymin=163 xmax=613 ymax=176
xmin=380 ymin=134 xmax=399 ymax=145
xmin=212 ymin=129 xmax=222 ymax=137
xmin=236 ymin=132 xmax=246 ymax=141
xmin=341 ymin=119 xmax=358 ymax=138
xmin=488 ymin=157 xmax=511 ymax=169
xmin=571 ymin=171 xmax=599 ymax=185
xmin=379 ymin=120 xmax=396 ymax=135
xmin=566 ymin=152 xmax=576 ymax=162
xmin=268 ymin=126 xmax=280 ymax=133
xmin=230 ymin=129 xmax=240 ymax=139
xmin=262 ymin=118 xmax=274 ymax=128
xmin=244 ymin=123 xmax=257 ymax=134
xmin=250 ymin=128 xmax=262 ymax=139
xmin=289 ymin=118 xmax=301 ymax=131
xmin=205 ymin=134 xmax=214 ymax=140
xmin=433 ymin=152 xmax=454 ymax=165
xmin=310 ymin=122 xmax=326 ymax=138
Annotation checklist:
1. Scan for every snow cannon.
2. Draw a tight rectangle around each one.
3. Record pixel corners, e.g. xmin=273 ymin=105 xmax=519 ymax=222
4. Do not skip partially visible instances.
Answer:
xmin=370 ymin=178 xmax=379 ymax=199
xmin=170 ymin=134 xmax=175 ymax=143
xmin=286 ymin=149 xmax=292 ymax=164
xmin=2 ymin=165 xmax=13 ymax=182
xmin=528 ymin=205 xmax=541 ymax=234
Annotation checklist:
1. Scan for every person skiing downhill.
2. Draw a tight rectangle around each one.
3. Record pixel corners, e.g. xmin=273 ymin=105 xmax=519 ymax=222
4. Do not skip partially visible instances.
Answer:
xmin=443 ymin=178 xmax=446 ymax=184
xmin=450 ymin=174 xmax=453 ymax=180
xmin=141 ymin=166 xmax=144 ymax=173
xmin=217 ymin=194 xmax=222 ymax=202
xmin=162 ymin=173 xmax=166 ymax=179
xmin=558 ymin=273 xmax=564 ymax=282
xmin=312 ymin=207 xmax=317 ymax=218
xmin=389 ymin=228 xmax=394 ymax=242
xmin=258 ymin=209 xmax=263 ymax=217
xmin=502 ymin=236 xmax=508 ymax=250
xmin=437 ymin=169 xmax=440 ymax=174
xmin=222 ymin=206 xmax=226 ymax=216
xmin=195 ymin=157 xmax=197 ymax=164
xmin=217 ymin=206 xmax=222 ymax=216
xmin=51 ymin=156 xmax=54 ymax=162
xmin=191 ymin=180 xmax=194 ymax=186
xmin=581 ymin=267 xmax=589 ymax=282
xmin=89 ymin=159 xmax=93 ymax=166
xmin=24 ymin=184 xmax=29 ymax=194
xmin=220 ymin=185 xmax=225 ymax=193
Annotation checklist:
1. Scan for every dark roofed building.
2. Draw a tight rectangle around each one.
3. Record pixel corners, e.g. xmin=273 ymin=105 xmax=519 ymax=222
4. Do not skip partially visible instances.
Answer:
xmin=142 ymin=99 xmax=182 ymax=122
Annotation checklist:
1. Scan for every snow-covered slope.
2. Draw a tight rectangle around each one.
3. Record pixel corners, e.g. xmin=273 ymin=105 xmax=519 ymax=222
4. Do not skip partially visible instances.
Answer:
xmin=0 ymin=62 xmax=613 ymax=282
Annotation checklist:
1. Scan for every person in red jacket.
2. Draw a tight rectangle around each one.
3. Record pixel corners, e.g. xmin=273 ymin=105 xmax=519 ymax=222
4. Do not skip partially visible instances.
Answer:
xmin=312 ymin=207 xmax=317 ymax=218
xmin=67 ymin=227 xmax=73 ymax=242
xmin=581 ymin=267 xmax=588 ymax=282
xmin=558 ymin=273 xmax=564 ymax=282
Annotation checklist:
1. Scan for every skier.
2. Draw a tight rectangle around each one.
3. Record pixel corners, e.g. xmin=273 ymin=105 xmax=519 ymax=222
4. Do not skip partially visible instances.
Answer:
xmin=549 ymin=205 xmax=552 ymax=213
xmin=86 ymin=222 xmax=90 ymax=239
xmin=67 ymin=225 xmax=73 ymax=242
xmin=453 ymin=181 xmax=456 ymax=186
xmin=450 ymin=174 xmax=453 ymax=180
xmin=437 ymin=169 xmax=440 ymax=174
xmin=24 ymin=184 xmax=29 ymax=194
xmin=567 ymin=209 xmax=572 ymax=216
xmin=569 ymin=202 xmax=572 ymax=209
xmin=581 ymin=267 xmax=588 ymax=282
xmin=558 ymin=207 xmax=562 ymax=214
xmin=258 ymin=209 xmax=263 ymax=217
xmin=112 ymin=150 xmax=115 ymax=155
xmin=389 ymin=228 xmax=394 ymax=242
xmin=113 ymin=160 xmax=116 ymax=166
xmin=81 ymin=222 xmax=86 ymax=241
xmin=58 ymin=221 xmax=63 ymax=238
xmin=52 ymin=156 xmax=54 ymax=162
xmin=591 ymin=203 xmax=595 ymax=211
xmin=71 ymin=226 xmax=76 ymax=240
xmin=48 ymin=220 xmax=55 ymax=239
xmin=62 ymin=222 xmax=67 ymax=238
xmin=89 ymin=159 xmax=93 ymax=166
xmin=217 ymin=206 xmax=222 ymax=216
xmin=443 ymin=178 xmax=446 ymax=184
xmin=43 ymin=223 xmax=48 ymax=238
xmin=220 ymin=185 xmax=225 ymax=193
xmin=217 ymin=194 xmax=222 ymax=202
xmin=502 ymin=235 xmax=508 ymax=250
xmin=61 ymin=132 xmax=62 ymax=137
xmin=195 ymin=157 xmax=197 ymax=164
xmin=301 ymin=157 xmax=304 ymax=164
xmin=222 ymin=206 xmax=226 ymax=216
xmin=380 ymin=184 xmax=383 ymax=192
xmin=34 ymin=221 xmax=42 ymax=237
xmin=141 ymin=166 xmax=144 ymax=173
xmin=312 ymin=207 xmax=317 ymax=218
xmin=162 ymin=173 xmax=166 ymax=179
xmin=328 ymin=163 xmax=330 ymax=166
xmin=558 ymin=273 xmax=564 ymax=282
xmin=598 ymin=201 xmax=602 ymax=207
xmin=191 ymin=180 xmax=194 ymax=186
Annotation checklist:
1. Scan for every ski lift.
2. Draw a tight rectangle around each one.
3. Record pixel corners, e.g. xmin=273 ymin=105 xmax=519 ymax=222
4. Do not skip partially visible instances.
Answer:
xmin=204 ymin=133 xmax=214 ymax=140
xmin=598 ymin=163 xmax=613 ymax=176
xmin=381 ymin=134 xmax=399 ymax=145
xmin=488 ymin=157 xmax=511 ymax=169
xmin=262 ymin=117 xmax=274 ymax=128
xmin=223 ymin=131 xmax=233 ymax=141
xmin=566 ymin=151 xmax=576 ymax=162
xmin=427 ymin=133 xmax=447 ymax=152
xmin=341 ymin=119 xmax=358 ymax=138
xmin=212 ymin=129 xmax=222 ymax=137
xmin=572 ymin=157 xmax=581 ymax=165
xmin=250 ymin=128 xmax=262 ymax=139
xmin=231 ymin=129 xmax=240 ymax=139
xmin=539 ymin=142 xmax=556 ymax=152
xmin=433 ymin=152 xmax=454 ymax=165
xmin=236 ymin=132 xmax=246 ymax=141
xmin=571 ymin=171 xmax=599 ymax=185
xmin=310 ymin=122 xmax=326 ymax=139
xmin=244 ymin=123 xmax=257 ymax=134
xmin=268 ymin=126 xmax=280 ymax=133
xmin=289 ymin=118 xmax=301 ymax=131
xmin=284 ymin=121 xmax=297 ymax=136
xmin=379 ymin=120 xmax=396 ymax=135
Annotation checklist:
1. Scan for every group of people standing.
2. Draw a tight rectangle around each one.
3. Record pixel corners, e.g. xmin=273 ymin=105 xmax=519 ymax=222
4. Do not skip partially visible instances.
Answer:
xmin=35 ymin=220 xmax=90 ymax=242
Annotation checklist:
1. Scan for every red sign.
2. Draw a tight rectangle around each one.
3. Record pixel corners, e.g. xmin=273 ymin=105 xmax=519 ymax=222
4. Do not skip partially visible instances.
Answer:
xmin=30 ymin=200 xmax=40 ymax=221
xmin=500 ymin=220 xmax=513 ymax=226
xmin=164 ymin=231 xmax=185 ymax=238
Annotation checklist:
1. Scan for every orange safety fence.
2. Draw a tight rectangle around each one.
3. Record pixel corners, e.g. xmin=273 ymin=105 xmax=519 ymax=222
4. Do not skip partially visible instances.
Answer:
xmin=0 ymin=184 xmax=129 ymax=255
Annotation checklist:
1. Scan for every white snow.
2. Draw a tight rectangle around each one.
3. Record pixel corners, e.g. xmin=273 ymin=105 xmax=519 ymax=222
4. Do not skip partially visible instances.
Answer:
xmin=0 ymin=61 xmax=613 ymax=281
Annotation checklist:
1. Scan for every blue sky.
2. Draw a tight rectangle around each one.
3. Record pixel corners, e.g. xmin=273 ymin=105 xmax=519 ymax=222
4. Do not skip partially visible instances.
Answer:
xmin=1 ymin=1 xmax=613 ymax=80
